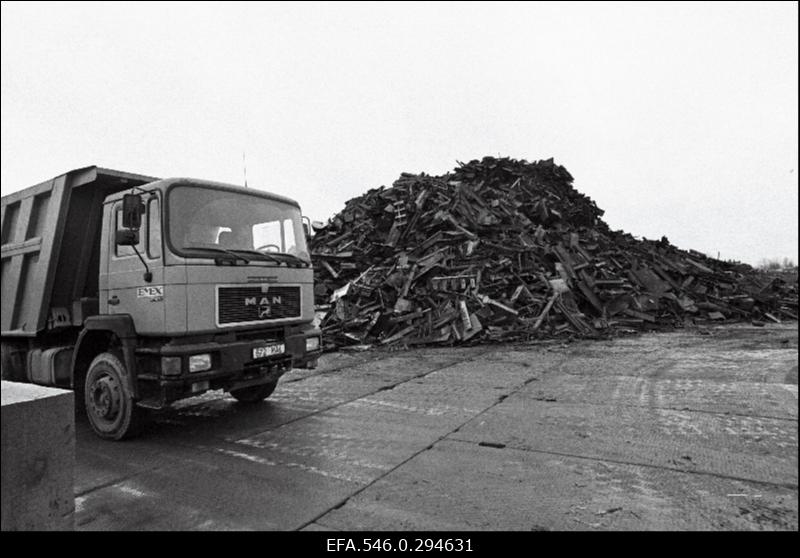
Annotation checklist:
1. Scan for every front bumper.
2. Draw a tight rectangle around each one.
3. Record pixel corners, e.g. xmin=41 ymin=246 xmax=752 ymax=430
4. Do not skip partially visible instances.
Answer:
xmin=135 ymin=328 xmax=322 ymax=408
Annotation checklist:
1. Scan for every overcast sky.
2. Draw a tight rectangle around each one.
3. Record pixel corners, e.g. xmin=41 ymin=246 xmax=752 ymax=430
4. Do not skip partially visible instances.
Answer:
xmin=2 ymin=1 xmax=797 ymax=266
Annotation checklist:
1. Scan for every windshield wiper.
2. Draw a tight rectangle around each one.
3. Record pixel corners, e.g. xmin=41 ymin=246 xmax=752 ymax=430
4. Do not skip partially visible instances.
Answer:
xmin=229 ymin=249 xmax=309 ymax=267
xmin=223 ymin=249 xmax=286 ymax=265
xmin=258 ymin=251 xmax=310 ymax=267
xmin=182 ymin=246 xmax=309 ymax=267
xmin=183 ymin=245 xmax=250 ymax=263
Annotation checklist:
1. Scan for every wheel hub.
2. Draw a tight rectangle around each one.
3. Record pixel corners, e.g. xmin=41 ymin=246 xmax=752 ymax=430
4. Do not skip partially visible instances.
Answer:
xmin=90 ymin=375 xmax=121 ymax=419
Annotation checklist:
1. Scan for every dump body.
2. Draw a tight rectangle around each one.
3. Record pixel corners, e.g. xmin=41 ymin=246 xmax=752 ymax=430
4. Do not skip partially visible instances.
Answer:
xmin=1 ymin=166 xmax=156 ymax=336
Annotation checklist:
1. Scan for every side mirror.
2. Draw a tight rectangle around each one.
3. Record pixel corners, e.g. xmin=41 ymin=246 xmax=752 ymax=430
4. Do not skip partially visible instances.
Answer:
xmin=122 ymin=193 xmax=144 ymax=230
xmin=115 ymin=229 xmax=140 ymax=246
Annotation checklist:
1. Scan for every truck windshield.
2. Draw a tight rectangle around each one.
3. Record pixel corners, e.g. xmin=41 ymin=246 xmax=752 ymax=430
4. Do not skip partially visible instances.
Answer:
xmin=167 ymin=185 xmax=310 ymax=263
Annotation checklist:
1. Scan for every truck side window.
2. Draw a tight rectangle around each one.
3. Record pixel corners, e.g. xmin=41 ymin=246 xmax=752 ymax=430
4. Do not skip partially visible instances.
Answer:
xmin=147 ymin=198 xmax=161 ymax=259
xmin=115 ymin=207 xmax=144 ymax=257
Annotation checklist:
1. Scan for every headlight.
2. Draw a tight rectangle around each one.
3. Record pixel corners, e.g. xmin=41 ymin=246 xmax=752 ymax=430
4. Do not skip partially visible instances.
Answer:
xmin=188 ymin=353 xmax=212 ymax=373
xmin=161 ymin=356 xmax=182 ymax=377
xmin=305 ymin=336 xmax=320 ymax=352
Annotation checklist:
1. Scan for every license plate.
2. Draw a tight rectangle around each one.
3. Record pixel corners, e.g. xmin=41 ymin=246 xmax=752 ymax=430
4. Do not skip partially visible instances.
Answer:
xmin=252 ymin=343 xmax=285 ymax=360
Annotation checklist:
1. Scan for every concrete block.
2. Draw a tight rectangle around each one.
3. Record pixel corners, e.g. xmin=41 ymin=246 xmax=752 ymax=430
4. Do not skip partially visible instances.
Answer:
xmin=1 ymin=381 xmax=75 ymax=531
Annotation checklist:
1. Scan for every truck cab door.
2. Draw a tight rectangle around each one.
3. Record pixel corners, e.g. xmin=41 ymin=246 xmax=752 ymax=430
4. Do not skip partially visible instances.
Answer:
xmin=103 ymin=195 xmax=166 ymax=335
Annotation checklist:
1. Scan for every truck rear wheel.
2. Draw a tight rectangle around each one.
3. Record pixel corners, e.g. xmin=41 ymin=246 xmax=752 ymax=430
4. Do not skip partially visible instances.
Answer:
xmin=1 ymin=342 xmax=25 ymax=381
xmin=230 ymin=380 xmax=278 ymax=403
xmin=84 ymin=352 xmax=145 ymax=440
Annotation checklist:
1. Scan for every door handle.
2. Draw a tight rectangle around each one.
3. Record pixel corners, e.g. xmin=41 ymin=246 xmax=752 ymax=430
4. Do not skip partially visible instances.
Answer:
xmin=108 ymin=295 xmax=120 ymax=306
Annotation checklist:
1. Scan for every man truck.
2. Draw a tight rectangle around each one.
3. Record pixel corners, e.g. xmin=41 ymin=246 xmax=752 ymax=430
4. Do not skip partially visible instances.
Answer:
xmin=1 ymin=166 xmax=322 ymax=440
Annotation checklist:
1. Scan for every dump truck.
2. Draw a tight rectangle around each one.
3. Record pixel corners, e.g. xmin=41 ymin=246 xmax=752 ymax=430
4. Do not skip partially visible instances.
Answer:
xmin=1 ymin=166 xmax=322 ymax=439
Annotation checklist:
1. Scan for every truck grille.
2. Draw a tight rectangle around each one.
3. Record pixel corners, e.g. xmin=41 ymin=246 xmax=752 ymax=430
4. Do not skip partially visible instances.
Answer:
xmin=217 ymin=285 xmax=301 ymax=325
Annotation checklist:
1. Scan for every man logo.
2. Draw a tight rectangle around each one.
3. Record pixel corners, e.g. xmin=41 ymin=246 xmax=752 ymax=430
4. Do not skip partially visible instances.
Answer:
xmin=244 ymin=296 xmax=283 ymax=306
xmin=245 ymin=295 xmax=283 ymax=319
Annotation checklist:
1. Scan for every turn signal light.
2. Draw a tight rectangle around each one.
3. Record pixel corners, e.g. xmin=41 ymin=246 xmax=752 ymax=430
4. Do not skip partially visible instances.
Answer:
xmin=161 ymin=356 xmax=182 ymax=377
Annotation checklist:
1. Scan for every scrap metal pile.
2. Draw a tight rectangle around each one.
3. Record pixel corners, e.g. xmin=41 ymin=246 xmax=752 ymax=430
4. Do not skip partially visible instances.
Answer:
xmin=311 ymin=156 xmax=798 ymax=350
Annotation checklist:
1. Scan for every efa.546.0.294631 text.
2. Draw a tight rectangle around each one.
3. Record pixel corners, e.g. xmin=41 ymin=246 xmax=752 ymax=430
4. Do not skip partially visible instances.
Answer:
xmin=326 ymin=539 xmax=473 ymax=552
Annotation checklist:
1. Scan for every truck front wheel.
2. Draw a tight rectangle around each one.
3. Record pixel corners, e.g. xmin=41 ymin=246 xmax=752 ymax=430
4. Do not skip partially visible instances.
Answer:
xmin=84 ymin=352 xmax=145 ymax=440
xmin=230 ymin=380 xmax=278 ymax=403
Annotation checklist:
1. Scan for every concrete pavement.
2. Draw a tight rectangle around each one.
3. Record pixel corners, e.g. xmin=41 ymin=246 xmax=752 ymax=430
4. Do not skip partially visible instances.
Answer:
xmin=74 ymin=324 xmax=798 ymax=530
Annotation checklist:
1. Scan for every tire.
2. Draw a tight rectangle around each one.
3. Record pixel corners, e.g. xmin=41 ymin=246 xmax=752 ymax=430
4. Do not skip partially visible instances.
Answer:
xmin=230 ymin=380 xmax=278 ymax=403
xmin=0 ymin=342 xmax=25 ymax=381
xmin=84 ymin=352 xmax=145 ymax=440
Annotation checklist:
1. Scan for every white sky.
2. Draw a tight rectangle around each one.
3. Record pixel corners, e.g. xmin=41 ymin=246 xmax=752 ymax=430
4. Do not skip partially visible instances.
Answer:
xmin=2 ymin=1 xmax=797 ymax=266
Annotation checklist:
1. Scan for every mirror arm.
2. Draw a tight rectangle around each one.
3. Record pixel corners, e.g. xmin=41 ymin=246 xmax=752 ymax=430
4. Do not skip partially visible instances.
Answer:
xmin=131 ymin=244 xmax=153 ymax=283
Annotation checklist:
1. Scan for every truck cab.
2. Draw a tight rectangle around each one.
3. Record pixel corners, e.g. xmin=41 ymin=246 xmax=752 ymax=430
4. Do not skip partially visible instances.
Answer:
xmin=1 ymin=168 xmax=322 ymax=440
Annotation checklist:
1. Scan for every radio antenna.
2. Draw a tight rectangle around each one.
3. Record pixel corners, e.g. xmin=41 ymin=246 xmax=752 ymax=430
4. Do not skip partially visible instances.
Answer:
xmin=243 ymin=151 xmax=248 ymax=188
